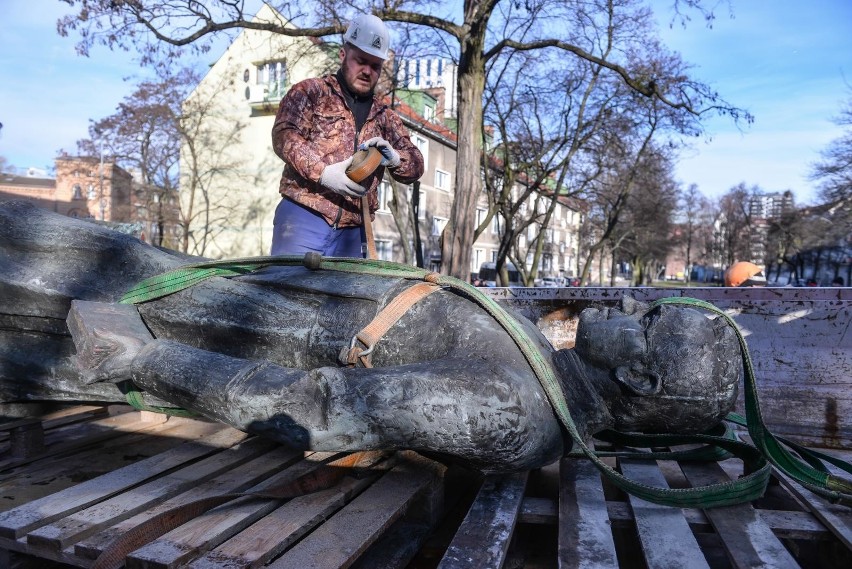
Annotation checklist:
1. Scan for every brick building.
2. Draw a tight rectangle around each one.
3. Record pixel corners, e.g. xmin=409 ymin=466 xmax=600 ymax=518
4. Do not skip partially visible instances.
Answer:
xmin=0 ymin=156 xmax=180 ymax=247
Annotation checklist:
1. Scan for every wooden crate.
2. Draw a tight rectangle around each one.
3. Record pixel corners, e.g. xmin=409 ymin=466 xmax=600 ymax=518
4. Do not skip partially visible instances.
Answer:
xmin=1 ymin=405 xmax=850 ymax=568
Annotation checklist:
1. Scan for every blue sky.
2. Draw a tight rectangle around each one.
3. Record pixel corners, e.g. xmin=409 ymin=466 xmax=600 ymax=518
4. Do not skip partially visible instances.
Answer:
xmin=1 ymin=1 xmax=850 ymax=204
xmin=653 ymin=0 xmax=852 ymax=204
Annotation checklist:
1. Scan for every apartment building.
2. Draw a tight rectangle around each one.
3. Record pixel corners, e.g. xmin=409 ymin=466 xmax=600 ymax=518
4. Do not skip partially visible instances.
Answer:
xmin=182 ymin=7 xmax=583 ymax=281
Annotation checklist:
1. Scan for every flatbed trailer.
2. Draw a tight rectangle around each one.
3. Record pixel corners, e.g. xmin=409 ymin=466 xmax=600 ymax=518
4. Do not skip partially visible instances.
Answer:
xmin=0 ymin=287 xmax=850 ymax=568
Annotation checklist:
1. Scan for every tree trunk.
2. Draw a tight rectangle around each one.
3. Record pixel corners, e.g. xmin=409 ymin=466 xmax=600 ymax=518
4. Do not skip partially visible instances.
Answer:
xmin=441 ymin=34 xmax=485 ymax=280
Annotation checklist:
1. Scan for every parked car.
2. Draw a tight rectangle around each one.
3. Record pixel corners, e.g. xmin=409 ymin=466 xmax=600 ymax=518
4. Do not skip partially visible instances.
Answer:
xmin=538 ymin=277 xmax=563 ymax=288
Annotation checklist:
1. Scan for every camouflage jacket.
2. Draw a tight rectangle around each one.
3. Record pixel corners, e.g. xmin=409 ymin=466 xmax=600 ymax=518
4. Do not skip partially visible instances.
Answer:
xmin=272 ymin=75 xmax=425 ymax=228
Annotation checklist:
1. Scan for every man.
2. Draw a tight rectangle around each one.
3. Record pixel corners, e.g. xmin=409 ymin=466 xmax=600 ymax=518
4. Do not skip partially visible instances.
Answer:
xmin=271 ymin=14 xmax=424 ymax=257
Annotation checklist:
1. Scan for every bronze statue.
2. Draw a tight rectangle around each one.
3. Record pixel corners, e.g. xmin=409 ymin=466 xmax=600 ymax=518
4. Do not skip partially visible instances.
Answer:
xmin=0 ymin=200 xmax=740 ymax=473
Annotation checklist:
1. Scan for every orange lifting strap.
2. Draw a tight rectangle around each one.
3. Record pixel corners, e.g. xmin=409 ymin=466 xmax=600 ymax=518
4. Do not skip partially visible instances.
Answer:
xmin=343 ymin=276 xmax=441 ymax=368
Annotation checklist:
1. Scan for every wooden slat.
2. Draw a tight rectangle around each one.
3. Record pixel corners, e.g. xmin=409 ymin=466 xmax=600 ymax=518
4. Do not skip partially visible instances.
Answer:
xmin=0 ymin=407 xmax=169 ymax=471
xmin=0 ymin=416 xmax=226 ymax=510
xmin=123 ymin=451 xmax=345 ymax=569
xmin=771 ymin=466 xmax=852 ymax=549
xmin=738 ymin=434 xmax=852 ymax=549
xmin=25 ymin=436 xmax=278 ymax=551
xmin=620 ymin=458 xmax=710 ymax=569
xmin=678 ymin=461 xmax=800 ymax=569
xmin=188 ymin=474 xmax=377 ymax=568
xmin=437 ymin=471 xmax=528 ymax=569
xmin=518 ymin=496 xmax=834 ymax=541
xmin=270 ymin=452 xmax=444 ymax=569
xmin=558 ymin=457 xmax=618 ymax=569
xmin=74 ymin=446 xmax=304 ymax=561
xmin=0 ymin=426 xmax=247 ymax=539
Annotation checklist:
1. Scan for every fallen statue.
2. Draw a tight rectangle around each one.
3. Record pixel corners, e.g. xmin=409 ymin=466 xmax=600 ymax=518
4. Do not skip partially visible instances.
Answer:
xmin=0 ymin=200 xmax=741 ymax=474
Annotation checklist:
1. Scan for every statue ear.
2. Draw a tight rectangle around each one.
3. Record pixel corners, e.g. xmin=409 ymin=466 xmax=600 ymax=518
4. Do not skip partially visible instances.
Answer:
xmin=614 ymin=365 xmax=661 ymax=395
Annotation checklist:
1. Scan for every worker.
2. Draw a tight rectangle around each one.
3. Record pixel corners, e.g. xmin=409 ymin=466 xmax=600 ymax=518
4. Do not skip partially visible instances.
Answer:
xmin=270 ymin=14 xmax=424 ymax=257
xmin=724 ymin=261 xmax=767 ymax=287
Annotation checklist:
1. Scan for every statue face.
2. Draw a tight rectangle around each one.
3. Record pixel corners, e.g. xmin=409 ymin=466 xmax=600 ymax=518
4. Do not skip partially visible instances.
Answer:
xmin=575 ymin=301 xmax=741 ymax=434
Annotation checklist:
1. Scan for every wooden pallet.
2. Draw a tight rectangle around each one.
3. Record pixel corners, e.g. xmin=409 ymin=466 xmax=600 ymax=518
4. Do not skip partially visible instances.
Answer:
xmin=1 ymin=405 xmax=851 ymax=568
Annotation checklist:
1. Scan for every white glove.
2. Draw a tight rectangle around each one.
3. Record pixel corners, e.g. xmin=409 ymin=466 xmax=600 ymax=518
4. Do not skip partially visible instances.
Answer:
xmin=360 ymin=137 xmax=401 ymax=169
xmin=319 ymin=157 xmax=367 ymax=198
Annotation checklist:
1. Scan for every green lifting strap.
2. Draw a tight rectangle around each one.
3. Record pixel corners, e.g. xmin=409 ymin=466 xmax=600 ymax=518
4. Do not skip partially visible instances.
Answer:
xmin=114 ymin=255 xmax=850 ymax=507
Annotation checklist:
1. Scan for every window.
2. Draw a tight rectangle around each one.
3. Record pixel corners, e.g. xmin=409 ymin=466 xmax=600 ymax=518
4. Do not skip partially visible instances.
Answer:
xmin=491 ymin=215 xmax=501 ymax=235
xmin=413 ymin=135 xmax=428 ymax=168
xmin=256 ymin=60 xmax=288 ymax=99
xmin=434 ymin=169 xmax=449 ymax=191
xmin=423 ymin=104 xmax=435 ymax=122
xmin=476 ymin=208 xmax=487 ymax=228
xmin=432 ymin=216 xmax=448 ymax=236
xmin=472 ymin=248 xmax=486 ymax=274
xmin=377 ymin=180 xmax=392 ymax=213
xmin=72 ymin=184 xmax=83 ymax=200
xmin=408 ymin=186 xmax=427 ymax=220
xmin=376 ymin=239 xmax=393 ymax=261
xmin=87 ymin=184 xmax=97 ymax=200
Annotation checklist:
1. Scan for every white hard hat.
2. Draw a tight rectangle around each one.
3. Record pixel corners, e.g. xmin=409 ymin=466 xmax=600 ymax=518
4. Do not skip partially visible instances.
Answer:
xmin=343 ymin=14 xmax=390 ymax=60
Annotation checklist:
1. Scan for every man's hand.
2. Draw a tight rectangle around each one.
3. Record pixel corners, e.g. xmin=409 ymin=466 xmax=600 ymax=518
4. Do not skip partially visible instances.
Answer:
xmin=360 ymin=137 xmax=401 ymax=169
xmin=320 ymin=157 xmax=368 ymax=198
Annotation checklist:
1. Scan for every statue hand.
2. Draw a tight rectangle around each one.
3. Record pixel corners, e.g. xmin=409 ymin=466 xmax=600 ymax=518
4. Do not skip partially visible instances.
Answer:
xmin=67 ymin=300 xmax=154 ymax=384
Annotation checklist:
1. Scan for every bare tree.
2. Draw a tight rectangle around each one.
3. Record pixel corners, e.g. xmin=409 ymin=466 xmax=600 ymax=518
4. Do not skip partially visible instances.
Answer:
xmin=810 ymin=89 xmax=852 ymax=269
xmin=59 ymin=0 xmax=747 ymax=277
xmin=178 ymin=80 xmax=249 ymax=256
xmin=74 ymin=68 xmax=194 ymax=248
xmin=619 ymin=152 xmax=679 ymax=285
xmin=715 ymin=182 xmax=761 ymax=266
xmin=675 ymin=183 xmax=716 ymax=283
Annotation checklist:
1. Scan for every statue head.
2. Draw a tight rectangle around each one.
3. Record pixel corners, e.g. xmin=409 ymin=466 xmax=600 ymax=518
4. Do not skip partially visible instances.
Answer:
xmin=573 ymin=297 xmax=741 ymax=434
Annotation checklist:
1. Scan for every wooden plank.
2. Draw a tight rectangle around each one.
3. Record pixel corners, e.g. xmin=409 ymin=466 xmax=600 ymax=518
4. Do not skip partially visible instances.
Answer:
xmin=558 ymin=457 xmax=618 ymax=569
xmin=0 ymin=417 xmax=227 ymax=509
xmin=619 ymin=458 xmax=710 ymax=569
xmin=269 ymin=452 xmax=444 ymax=569
xmin=678 ymin=461 xmax=799 ymax=569
xmin=25 ymin=436 xmax=279 ymax=551
xmin=0 ymin=407 xmax=169 ymax=472
xmin=349 ymin=521 xmax=433 ymax=569
xmin=0 ymin=426 xmax=247 ymax=539
xmin=437 ymin=471 xmax=528 ymax=569
xmin=520 ymin=496 xmax=558 ymax=524
xmin=740 ymin=435 xmax=852 ymax=549
xmin=74 ymin=446 xmax=304 ymax=561
xmin=188 ymin=474 xmax=378 ymax=569
xmin=770 ymin=466 xmax=852 ymax=550
xmin=124 ymin=451 xmax=347 ymax=568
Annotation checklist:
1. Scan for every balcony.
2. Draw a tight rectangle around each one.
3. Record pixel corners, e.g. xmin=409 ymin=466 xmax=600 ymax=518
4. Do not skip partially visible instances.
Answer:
xmin=248 ymin=81 xmax=289 ymax=115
